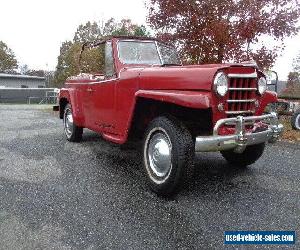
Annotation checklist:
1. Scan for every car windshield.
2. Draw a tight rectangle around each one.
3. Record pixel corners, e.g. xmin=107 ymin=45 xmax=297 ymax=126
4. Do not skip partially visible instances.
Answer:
xmin=118 ymin=40 xmax=181 ymax=65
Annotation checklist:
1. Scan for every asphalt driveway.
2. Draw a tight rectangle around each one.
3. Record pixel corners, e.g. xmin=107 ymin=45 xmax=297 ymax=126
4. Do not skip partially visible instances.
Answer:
xmin=0 ymin=104 xmax=299 ymax=250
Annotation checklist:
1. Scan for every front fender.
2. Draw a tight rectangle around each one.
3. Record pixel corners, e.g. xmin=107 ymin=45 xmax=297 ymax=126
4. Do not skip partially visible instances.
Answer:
xmin=135 ymin=90 xmax=212 ymax=109
xmin=115 ymin=89 xmax=212 ymax=144
xmin=257 ymin=91 xmax=278 ymax=114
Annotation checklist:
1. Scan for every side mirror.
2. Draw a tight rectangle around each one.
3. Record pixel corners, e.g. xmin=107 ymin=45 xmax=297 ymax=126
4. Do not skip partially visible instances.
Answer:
xmin=265 ymin=71 xmax=278 ymax=93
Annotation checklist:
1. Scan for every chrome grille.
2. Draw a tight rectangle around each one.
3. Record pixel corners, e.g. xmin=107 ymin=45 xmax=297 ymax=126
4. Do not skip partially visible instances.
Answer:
xmin=226 ymin=77 xmax=258 ymax=117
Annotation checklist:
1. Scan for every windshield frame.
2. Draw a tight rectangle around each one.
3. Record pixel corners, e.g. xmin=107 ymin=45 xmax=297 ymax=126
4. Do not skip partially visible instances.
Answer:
xmin=117 ymin=39 xmax=181 ymax=66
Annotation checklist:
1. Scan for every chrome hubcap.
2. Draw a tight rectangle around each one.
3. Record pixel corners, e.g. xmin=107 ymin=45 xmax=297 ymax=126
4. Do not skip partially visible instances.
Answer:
xmin=296 ymin=114 xmax=300 ymax=130
xmin=64 ymin=108 xmax=73 ymax=138
xmin=147 ymin=131 xmax=172 ymax=181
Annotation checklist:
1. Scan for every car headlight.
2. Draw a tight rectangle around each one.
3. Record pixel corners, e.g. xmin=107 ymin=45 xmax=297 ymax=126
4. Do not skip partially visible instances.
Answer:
xmin=213 ymin=72 xmax=228 ymax=97
xmin=258 ymin=77 xmax=267 ymax=95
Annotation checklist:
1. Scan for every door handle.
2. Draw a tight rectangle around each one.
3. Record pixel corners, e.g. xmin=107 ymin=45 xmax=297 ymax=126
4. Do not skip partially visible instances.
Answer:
xmin=87 ymin=88 xmax=94 ymax=93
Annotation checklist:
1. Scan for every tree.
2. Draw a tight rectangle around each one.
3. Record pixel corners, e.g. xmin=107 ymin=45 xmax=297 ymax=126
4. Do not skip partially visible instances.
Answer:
xmin=103 ymin=18 xmax=150 ymax=37
xmin=73 ymin=21 xmax=102 ymax=43
xmin=25 ymin=69 xmax=46 ymax=77
xmin=0 ymin=41 xmax=18 ymax=73
xmin=288 ymin=52 xmax=300 ymax=89
xmin=19 ymin=64 xmax=29 ymax=74
xmin=287 ymin=71 xmax=299 ymax=88
xmin=292 ymin=52 xmax=300 ymax=73
xmin=53 ymin=19 xmax=150 ymax=87
xmin=53 ymin=41 xmax=80 ymax=87
xmin=282 ymin=71 xmax=300 ymax=98
xmin=147 ymin=0 xmax=300 ymax=69
xmin=281 ymin=51 xmax=300 ymax=97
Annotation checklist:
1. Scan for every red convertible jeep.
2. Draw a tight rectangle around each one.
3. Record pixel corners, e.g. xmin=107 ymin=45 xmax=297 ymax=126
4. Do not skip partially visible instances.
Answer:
xmin=56 ymin=36 xmax=283 ymax=196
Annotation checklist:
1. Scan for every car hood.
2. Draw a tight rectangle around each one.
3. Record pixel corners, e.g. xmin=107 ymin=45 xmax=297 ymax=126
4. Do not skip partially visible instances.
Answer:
xmin=135 ymin=64 xmax=257 ymax=91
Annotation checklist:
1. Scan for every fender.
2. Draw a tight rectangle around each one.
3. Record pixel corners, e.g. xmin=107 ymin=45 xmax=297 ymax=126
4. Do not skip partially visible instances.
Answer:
xmin=110 ymin=89 xmax=212 ymax=145
xmin=134 ymin=89 xmax=212 ymax=109
xmin=257 ymin=91 xmax=278 ymax=115
xmin=59 ymin=88 xmax=70 ymax=103
xmin=59 ymin=88 xmax=85 ymax=126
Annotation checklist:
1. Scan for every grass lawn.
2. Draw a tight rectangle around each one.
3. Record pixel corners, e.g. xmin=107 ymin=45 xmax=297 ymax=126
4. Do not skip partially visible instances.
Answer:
xmin=279 ymin=115 xmax=300 ymax=142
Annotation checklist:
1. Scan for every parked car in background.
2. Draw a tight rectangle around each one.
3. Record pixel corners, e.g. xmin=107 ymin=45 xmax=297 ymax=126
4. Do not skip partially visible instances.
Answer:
xmin=265 ymin=71 xmax=300 ymax=131
xmin=291 ymin=107 xmax=300 ymax=130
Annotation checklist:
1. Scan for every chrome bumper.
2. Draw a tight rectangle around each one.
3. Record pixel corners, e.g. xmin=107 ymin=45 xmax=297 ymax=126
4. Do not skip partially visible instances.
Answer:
xmin=195 ymin=112 xmax=283 ymax=153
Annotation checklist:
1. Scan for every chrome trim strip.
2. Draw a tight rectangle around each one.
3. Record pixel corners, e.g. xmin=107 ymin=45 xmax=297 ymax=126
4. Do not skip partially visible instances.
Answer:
xmin=88 ymin=78 xmax=120 ymax=84
xmin=225 ymin=121 xmax=255 ymax=126
xmin=228 ymin=87 xmax=257 ymax=91
xmin=243 ymin=113 xmax=275 ymax=122
xmin=225 ymin=110 xmax=255 ymax=115
xmin=227 ymin=99 xmax=256 ymax=103
xmin=228 ymin=72 xmax=257 ymax=78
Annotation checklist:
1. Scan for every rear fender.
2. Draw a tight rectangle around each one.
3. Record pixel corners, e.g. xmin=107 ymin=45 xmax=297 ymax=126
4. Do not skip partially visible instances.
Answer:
xmin=59 ymin=88 xmax=84 ymax=126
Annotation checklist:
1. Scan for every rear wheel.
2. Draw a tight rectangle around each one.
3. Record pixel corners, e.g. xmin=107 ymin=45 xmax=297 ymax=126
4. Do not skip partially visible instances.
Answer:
xmin=63 ymin=104 xmax=83 ymax=142
xmin=291 ymin=109 xmax=300 ymax=130
xmin=143 ymin=116 xmax=194 ymax=196
xmin=221 ymin=143 xmax=265 ymax=167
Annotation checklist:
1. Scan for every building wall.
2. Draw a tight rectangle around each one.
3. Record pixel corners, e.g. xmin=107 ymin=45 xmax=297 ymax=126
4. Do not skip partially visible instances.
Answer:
xmin=0 ymin=77 xmax=46 ymax=88
xmin=0 ymin=88 xmax=57 ymax=103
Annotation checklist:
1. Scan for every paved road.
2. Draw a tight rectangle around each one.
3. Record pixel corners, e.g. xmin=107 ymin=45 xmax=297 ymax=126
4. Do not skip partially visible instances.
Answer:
xmin=0 ymin=105 xmax=299 ymax=250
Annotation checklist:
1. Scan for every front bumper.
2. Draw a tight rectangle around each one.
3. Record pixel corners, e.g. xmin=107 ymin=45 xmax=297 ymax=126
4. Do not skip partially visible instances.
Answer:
xmin=195 ymin=112 xmax=283 ymax=153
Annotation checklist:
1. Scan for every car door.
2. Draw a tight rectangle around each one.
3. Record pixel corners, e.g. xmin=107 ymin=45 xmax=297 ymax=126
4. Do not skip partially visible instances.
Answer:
xmin=87 ymin=41 xmax=118 ymax=134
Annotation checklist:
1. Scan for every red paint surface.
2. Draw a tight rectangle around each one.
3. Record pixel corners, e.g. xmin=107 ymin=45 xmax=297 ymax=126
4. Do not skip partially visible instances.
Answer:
xmin=58 ymin=37 xmax=277 ymax=144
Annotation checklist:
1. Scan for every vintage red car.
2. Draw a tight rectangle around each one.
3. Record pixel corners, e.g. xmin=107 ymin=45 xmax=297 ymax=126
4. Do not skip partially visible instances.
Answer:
xmin=55 ymin=36 xmax=283 ymax=196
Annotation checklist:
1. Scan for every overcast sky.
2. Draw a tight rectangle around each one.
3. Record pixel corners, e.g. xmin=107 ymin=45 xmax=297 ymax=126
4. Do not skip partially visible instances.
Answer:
xmin=0 ymin=0 xmax=299 ymax=80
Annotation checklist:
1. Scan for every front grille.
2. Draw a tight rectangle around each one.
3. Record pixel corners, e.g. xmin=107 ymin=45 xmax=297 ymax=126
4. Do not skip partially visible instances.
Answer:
xmin=226 ymin=77 xmax=258 ymax=117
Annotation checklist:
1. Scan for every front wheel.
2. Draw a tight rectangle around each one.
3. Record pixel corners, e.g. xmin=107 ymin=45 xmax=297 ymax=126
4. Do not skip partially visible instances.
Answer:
xmin=63 ymin=104 xmax=83 ymax=142
xmin=291 ymin=109 xmax=300 ymax=130
xmin=221 ymin=143 xmax=265 ymax=167
xmin=143 ymin=116 xmax=194 ymax=196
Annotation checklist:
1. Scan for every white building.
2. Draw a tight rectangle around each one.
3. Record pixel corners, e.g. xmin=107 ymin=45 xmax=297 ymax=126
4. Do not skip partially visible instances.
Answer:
xmin=0 ymin=73 xmax=46 ymax=88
